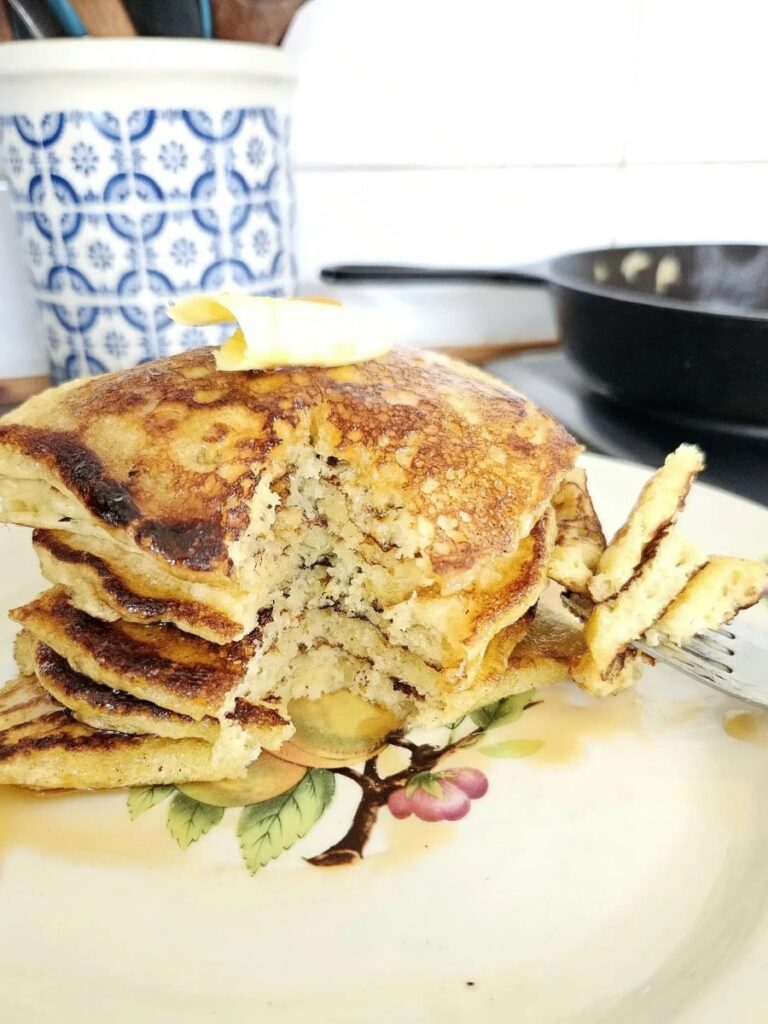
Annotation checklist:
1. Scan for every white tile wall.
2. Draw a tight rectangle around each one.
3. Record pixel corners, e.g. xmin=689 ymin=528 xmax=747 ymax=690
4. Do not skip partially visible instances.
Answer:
xmin=614 ymin=165 xmax=768 ymax=245
xmin=286 ymin=0 xmax=639 ymax=168
xmin=285 ymin=0 xmax=768 ymax=284
xmin=626 ymin=0 xmax=768 ymax=164
xmin=293 ymin=166 xmax=623 ymax=280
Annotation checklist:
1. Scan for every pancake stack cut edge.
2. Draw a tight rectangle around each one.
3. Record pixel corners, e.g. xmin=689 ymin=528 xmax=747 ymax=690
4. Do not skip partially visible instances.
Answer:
xmin=0 ymin=346 xmax=764 ymax=791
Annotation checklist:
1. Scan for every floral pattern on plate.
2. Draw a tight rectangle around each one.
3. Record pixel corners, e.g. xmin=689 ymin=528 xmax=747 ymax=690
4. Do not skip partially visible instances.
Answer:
xmin=126 ymin=691 xmax=542 ymax=875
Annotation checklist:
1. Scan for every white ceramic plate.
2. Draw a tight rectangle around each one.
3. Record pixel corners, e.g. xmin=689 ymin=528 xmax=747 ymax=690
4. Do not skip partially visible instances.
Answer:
xmin=1 ymin=453 xmax=767 ymax=1024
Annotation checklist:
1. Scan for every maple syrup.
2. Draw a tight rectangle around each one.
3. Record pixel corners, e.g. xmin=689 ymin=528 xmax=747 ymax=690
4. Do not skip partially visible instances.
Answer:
xmin=517 ymin=685 xmax=644 ymax=764
xmin=724 ymin=711 xmax=768 ymax=744
xmin=0 ymin=786 xmax=176 ymax=867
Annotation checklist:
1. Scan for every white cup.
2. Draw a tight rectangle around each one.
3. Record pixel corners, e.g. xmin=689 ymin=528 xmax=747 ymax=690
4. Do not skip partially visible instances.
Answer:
xmin=0 ymin=38 xmax=296 ymax=382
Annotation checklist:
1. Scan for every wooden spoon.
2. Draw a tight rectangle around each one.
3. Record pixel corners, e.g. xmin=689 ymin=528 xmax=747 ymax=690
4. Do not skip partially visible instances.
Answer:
xmin=70 ymin=0 xmax=136 ymax=35
xmin=212 ymin=0 xmax=306 ymax=44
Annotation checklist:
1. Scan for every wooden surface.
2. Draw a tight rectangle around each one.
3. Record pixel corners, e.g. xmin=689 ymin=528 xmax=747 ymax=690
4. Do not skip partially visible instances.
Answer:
xmin=212 ymin=0 xmax=306 ymax=44
xmin=70 ymin=0 xmax=136 ymax=35
xmin=435 ymin=338 xmax=558 ymax=364
xmin=0 ymin=1 xmax=13 ymax=40
xmin=0 ymin=375 xmax=49 ymax=407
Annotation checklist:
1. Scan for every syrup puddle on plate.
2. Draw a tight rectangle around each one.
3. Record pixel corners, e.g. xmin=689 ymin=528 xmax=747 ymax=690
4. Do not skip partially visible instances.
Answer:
xmin=515 ymin=684 xmax=644 ymax=764
xmin=0 ymin=787 xmax=178 ymax=868
xmin=724 ymin=710 xmax=768 ymax=745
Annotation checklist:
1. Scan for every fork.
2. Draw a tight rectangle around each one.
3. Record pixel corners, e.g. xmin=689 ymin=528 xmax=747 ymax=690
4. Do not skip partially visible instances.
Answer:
xmin=562 ymin=592 xmax=768 ymax=710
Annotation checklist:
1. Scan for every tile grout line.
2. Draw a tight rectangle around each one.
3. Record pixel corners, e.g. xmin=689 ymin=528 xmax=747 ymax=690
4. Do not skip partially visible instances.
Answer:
xmin=290 ymin=160 xmax=768 ymax=173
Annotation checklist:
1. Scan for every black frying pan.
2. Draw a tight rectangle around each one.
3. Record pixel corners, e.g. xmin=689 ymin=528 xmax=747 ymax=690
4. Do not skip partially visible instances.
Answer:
xmin=321 ymin=244 xmax=768 ymax=427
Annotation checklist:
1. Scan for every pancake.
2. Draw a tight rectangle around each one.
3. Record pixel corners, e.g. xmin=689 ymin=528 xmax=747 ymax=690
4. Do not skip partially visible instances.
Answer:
xmin=0 ymin=347 xmax=579 ymax=656
xmin=654 ymin=556 xmax=768 ymax=644
xmin=548 ymin=468 xmax=606 ymax=595
xmin=584 ymin=530 xmax=704 ymax=673
xmin=0 ymin=675 xmax=242 ymax=789
xmin=10 ymin=587 xmax=259 ymax=721
xmin=589 ymin=444 xmax=704 ymax=602
xmin=474 ymin=601 xmax=586 ymax=695
xmin=12 ymin=514 xmax=555 ymax=732
xmin=506 ymin=604 xmax=586 ymax=682
xmin=14 ymin=631 xmax=290 ymax=748
xmin=0 ymin=673 xmax=57 ymax=731
xmin=571 ymin=649 xmax=649 ymax=698
xmin=33 ymin=527 xmax=237 ymax=645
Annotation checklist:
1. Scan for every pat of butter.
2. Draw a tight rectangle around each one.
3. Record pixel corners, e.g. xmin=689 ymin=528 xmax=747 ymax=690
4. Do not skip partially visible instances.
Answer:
xmin=167 ymin=294 xmax=394 ymax=371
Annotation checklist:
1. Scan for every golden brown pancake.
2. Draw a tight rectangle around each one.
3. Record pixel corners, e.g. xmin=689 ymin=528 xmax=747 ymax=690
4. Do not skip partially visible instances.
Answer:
xmin=0 ymin=675 xmax=241 ymax=789
xmin=589 ymin=444 xmax=704 ymax=602
xmin=549 ymin=468 xmax=606 ymax=595
xmin=654 ymin=556 xmax=768 ymax=643
xmin=33 ymin=527 xmax=238 ymax=644
xmin=10 ymin=588 xmax=258 ymax=721
xmin=14 ymin=630 xmax=290 ymax=748
xmin=584 ymin=530 xmax=704 ymax=673
xmin=0 ymin=346 xmax=579 ymax=648
xmin=11 ymin=519 xmax=556 ymax=731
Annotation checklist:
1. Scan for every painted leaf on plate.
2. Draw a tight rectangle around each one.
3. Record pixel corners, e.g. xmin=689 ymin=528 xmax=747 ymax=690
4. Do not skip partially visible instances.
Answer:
xmin=479 ymin=739 xmax=544 ymax=759
xmin=167 ymin=791 xmax=225 ymax=849
xmin=470 ymin=690 xmax=536 ymax=731
xmin=237 ymin=769 xmax=335 ymax=875
xmin=127 ymin=785 xmax=174 ymax=820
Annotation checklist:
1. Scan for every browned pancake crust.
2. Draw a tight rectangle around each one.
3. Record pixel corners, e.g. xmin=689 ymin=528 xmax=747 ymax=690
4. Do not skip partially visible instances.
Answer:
xmin=34 ymin=641 xmax=198 ymax=725
xmin=33 ymin=641 xmax=285 ymax=734
xmin=0 ymin=677 xmax=237 ymax=788
xmin=11 ymin=588 xmax=259 ymax=718
xmin=33 ymin=528 xmax=239 ymax=640
xmin=0 ymin=709 xmax=143 ymax=763
xmin=1 ymin=346 xmax=579 ymax=576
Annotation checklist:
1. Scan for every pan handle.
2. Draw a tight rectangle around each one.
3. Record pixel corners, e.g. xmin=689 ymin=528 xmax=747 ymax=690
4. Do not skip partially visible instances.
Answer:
xmin=320 ymin=263 xmax=549 ymax=287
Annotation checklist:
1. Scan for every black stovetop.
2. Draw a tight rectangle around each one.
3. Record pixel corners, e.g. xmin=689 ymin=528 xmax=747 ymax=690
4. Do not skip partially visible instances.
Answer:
xmin=488 ymin=351 xmax=768 ymax=506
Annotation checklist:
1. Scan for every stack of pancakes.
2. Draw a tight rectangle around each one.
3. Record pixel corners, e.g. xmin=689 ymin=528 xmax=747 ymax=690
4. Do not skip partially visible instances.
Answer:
xmin=0 ymin=346 xmax=594 ymax=789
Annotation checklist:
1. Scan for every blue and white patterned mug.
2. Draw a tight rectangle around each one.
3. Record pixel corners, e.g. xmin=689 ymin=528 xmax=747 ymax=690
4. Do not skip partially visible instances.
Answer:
xmin=0 ymin=39 xmax=296 ymax=382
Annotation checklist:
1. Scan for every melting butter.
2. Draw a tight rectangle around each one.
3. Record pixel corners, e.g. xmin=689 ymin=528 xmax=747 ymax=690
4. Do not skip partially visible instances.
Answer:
xmin=167 ymin=294 xmax=394 ymax=371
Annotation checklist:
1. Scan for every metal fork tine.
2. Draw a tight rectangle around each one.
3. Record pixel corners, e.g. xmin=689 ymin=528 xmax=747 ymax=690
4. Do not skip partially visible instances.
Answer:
xmin=708 ymin=626 xmax=736 ymax=641
xmin=680 ymin=633 xmax=733 ymax=660
xmin=679 ymin=645 xmax=733 ymax=677
xmin=635 ymin=640 xmax=726 ymax=687
xmin=640 ymin=626 xmax=768 ymax=708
